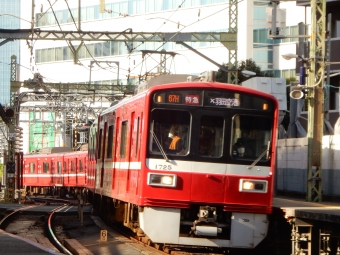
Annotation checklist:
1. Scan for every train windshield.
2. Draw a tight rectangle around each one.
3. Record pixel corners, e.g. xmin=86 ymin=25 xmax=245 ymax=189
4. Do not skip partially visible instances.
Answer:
xmin=149 ymin=89 xmax=274 ymax=164
xmin=231 ymin=115 xmax=272 ymax=161
xmin=150 ymin=109 xmax=191 ymax=156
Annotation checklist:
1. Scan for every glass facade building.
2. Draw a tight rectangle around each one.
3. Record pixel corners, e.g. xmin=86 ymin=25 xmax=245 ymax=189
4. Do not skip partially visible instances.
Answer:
xmin=0 ymin=0 xmax=20 ymax=105
xmin=253 ymin=1 xmax=296 ymax=78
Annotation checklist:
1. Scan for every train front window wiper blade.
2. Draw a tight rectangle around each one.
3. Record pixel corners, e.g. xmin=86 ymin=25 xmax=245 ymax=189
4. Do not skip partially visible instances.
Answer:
xmin=151 ymin=130 xmax=169 ymax=162
xmin=247 ymin=141 xmax=271 ymax=169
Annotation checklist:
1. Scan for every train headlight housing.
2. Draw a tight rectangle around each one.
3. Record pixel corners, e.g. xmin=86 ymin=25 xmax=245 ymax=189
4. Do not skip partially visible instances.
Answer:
xmin=147 ymin=173 xmax=177 ymax=187
xmin=239 ymin=179 xmax=268 ymax=193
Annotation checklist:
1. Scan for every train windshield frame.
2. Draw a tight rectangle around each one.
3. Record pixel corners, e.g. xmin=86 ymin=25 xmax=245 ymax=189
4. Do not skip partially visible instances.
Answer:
xmin=148 ymin=88 xmax=275 ymax=164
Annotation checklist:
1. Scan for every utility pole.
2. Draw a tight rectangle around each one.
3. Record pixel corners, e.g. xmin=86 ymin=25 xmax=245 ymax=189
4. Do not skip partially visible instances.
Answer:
xmin=306 ymin=0 xmax=326 ymax=202
xmin=227 ymin=0 xmax=238 ymax=84
xmin=275 ymin=0 xmax=325 ymax=202
xmin=5 ymin=55 xmax=21 ymax=202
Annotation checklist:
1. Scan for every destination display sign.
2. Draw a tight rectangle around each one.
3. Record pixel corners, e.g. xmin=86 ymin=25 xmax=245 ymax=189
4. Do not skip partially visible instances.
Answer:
xmin=154 ymin=90 xmax=272 ymax=111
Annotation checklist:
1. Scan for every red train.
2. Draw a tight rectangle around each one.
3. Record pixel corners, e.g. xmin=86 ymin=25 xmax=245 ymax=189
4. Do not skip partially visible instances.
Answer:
xmin=23 ymin=74 xmax=279 ymax=250
xmin=23 ymin=147 xmax=88 ymax=197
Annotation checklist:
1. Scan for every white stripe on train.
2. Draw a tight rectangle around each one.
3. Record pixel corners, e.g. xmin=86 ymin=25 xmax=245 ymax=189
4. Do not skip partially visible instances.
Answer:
xmin=98 ymin=158 xmax=271 ymax=177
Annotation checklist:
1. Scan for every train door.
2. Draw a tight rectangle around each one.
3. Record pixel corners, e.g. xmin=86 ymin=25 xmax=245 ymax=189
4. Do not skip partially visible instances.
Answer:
xmin=134 ymin=114 xmax=142 ymax=196
xmin=56 ymin=160 xmax=63 ymax=186
xmin=105 ymin=121 xmax=115 ymax=195
xmin=78 ymin=155 xmax=82 ymax=186
xmin=27 ymin=157 xmax=38 ymax=186
xmin=65 ymin=158 xmax=70 ymax=186
xmin=126 ymin=112 xmax=135 ymax=193
xmin=37 ymin=157 xmax=41 ymax=185
xmin=117 ymin=120 xmax=128 ymax=198
xmin=70 ymin=159 xmax=76 ymax=186
xmin=51 ymin=160 xmax=55 ymax=185
xmin=127 ymin=113 xmax=141 ymax=196
xmin=100 ymin=122 xmax=107 ymax=188
xmin=190 ymin=109 xmax=226 ymax=202
xmin=83 ymin=154 xmax=87 ymax=185
xmin=63 ymin=159 xmax=67 ymax=186
xmin=77 ymin=154 xmax=86 ymax=186
xmin=112 ymin=117 xmax=119 ymax=195
xmin=42 ymin=159 xmax=50 ymax=187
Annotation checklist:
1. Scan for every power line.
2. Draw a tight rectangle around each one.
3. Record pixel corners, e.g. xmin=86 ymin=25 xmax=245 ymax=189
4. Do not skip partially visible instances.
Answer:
xmin=129 ymin=0 xmax=238 ymax=75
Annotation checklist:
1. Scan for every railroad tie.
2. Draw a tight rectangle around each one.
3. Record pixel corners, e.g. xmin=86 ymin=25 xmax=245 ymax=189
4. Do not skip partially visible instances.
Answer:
xmin=64 ymin=239 xmax=94 ymax=255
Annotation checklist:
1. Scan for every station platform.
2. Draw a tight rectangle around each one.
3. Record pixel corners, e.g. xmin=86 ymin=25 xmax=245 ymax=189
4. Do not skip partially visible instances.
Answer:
xmin=0 ymin=229 xmax=64 ymax=255
xmin=273 ymin=196 xmax=340 ymax=223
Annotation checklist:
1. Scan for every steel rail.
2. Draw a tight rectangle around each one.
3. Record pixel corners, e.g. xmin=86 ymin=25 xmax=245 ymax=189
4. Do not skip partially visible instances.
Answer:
xmin=47 ymin=204 xmax=74 ymax=255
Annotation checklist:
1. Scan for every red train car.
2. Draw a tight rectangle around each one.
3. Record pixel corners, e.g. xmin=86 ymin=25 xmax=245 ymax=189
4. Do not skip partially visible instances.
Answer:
xmin=23 ymin=147 xmax=88 ymax=197
xmin=88 ymin=74 xmax=279 ymax=249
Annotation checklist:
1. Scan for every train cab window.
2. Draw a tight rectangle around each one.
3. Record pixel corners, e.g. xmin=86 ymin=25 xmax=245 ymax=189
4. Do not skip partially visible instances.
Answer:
xmin=57 ymin=162 xmax=62 ymax=174
xmin=43 ymin=162 xmax=49 ymax=173
xmin=120 ymin=121 xmax=128 ymax=158
xmin=231 ymin=115 xmax=272 ymax=161
xmin=149 ymin=109 xmax=190 ymax=156
xmin=79 ymin=160 xmax=83 ymax=172
xmin=199 ymin=116 xmax=224 ymax=158
xmin=106 ymin=125 xmax=114 ymax=158
xmin=29 ymin=163 xmax=35 ymax=173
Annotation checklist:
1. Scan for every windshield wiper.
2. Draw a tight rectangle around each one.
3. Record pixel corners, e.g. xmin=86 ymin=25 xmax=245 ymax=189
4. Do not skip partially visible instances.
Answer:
xmin=151 ymin=130 xmax=169 ymax=162
xmin=247 ymin=141 xmax=271 ymax=169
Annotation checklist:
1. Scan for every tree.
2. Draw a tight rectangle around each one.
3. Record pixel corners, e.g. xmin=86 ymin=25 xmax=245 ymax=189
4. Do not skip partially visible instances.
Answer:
xmin=215 ymin=58 xmax=274 ymax=84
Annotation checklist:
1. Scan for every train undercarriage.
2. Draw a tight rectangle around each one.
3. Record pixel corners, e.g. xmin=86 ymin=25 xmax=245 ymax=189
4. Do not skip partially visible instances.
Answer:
xmin=90 ymin=191 xmax=269 ymax=250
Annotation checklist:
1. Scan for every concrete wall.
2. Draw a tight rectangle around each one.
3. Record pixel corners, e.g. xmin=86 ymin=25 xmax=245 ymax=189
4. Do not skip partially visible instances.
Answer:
xmin=276 ymin=135 xmax=340 ymax=197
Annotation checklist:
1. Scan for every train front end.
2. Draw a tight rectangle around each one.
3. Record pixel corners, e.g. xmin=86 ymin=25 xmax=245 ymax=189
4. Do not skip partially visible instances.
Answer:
xmin=139 ymin=82 xmax=278 ymax=249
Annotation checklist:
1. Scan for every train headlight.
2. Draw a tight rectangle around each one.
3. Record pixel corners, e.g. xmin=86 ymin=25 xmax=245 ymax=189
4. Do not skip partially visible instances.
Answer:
xmin=239 ymin=179 xmax=268 ymax=193
xmin=147 ymin=173 xmax=177 ymax=187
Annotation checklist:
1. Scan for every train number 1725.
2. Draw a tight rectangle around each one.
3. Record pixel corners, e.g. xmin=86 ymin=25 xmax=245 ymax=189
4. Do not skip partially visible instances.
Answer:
xmin=155 ymin=164 xmax=172 ymax=170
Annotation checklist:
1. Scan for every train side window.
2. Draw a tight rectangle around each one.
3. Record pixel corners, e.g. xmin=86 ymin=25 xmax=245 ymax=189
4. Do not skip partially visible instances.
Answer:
xmin=43 ymin=162 xmax=49 ymax=173
xmin=120 ymin=121 xmax=128 ymax=158
xmin=106 ymin=125 xmax=114 ymax=158
xmin=79 ymin=160 xmax=83 ymax=172
xmin=57 ymin=162 xmax=62 ymax=174
xmin=98 ymin=128 xmax=103 ymax=159
xmin=199 ymin=116 xmax=224 ymax=158
xmin=29 ymin=163 xmax=35 ymax=173
xmin=71 ymin=161 xmax=75 ymax=172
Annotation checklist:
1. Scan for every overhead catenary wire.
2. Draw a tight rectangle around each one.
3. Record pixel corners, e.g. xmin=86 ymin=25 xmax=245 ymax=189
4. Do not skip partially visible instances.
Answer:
xmin=128 ymin=0 xmax=241 ymax=76
xmin=34 ymin=1 xmax=239 ymax=83
xmin=62 ymin=0 xmax=135 ymax=78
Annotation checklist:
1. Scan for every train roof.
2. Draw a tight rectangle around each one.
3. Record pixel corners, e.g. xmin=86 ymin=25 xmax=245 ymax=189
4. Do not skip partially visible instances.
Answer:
xmin=135 ymin=74 xmax=196 ymax=94
xmin=100 ymin=72 xmax=279 ymax=115
xmin=37 ymin=147 xmax=73 ymax=154
xmin=101 ymin=74 xmax=198 ymax=115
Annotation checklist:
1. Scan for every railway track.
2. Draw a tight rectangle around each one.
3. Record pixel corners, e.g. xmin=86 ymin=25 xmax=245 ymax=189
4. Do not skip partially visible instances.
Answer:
xmin=0 ymin=198 xmax=273 ymax=255
xmin=0 ymin=199 xmax=74 ymax=254
xmin=0 ymin=199 xmax=166 ymax=255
